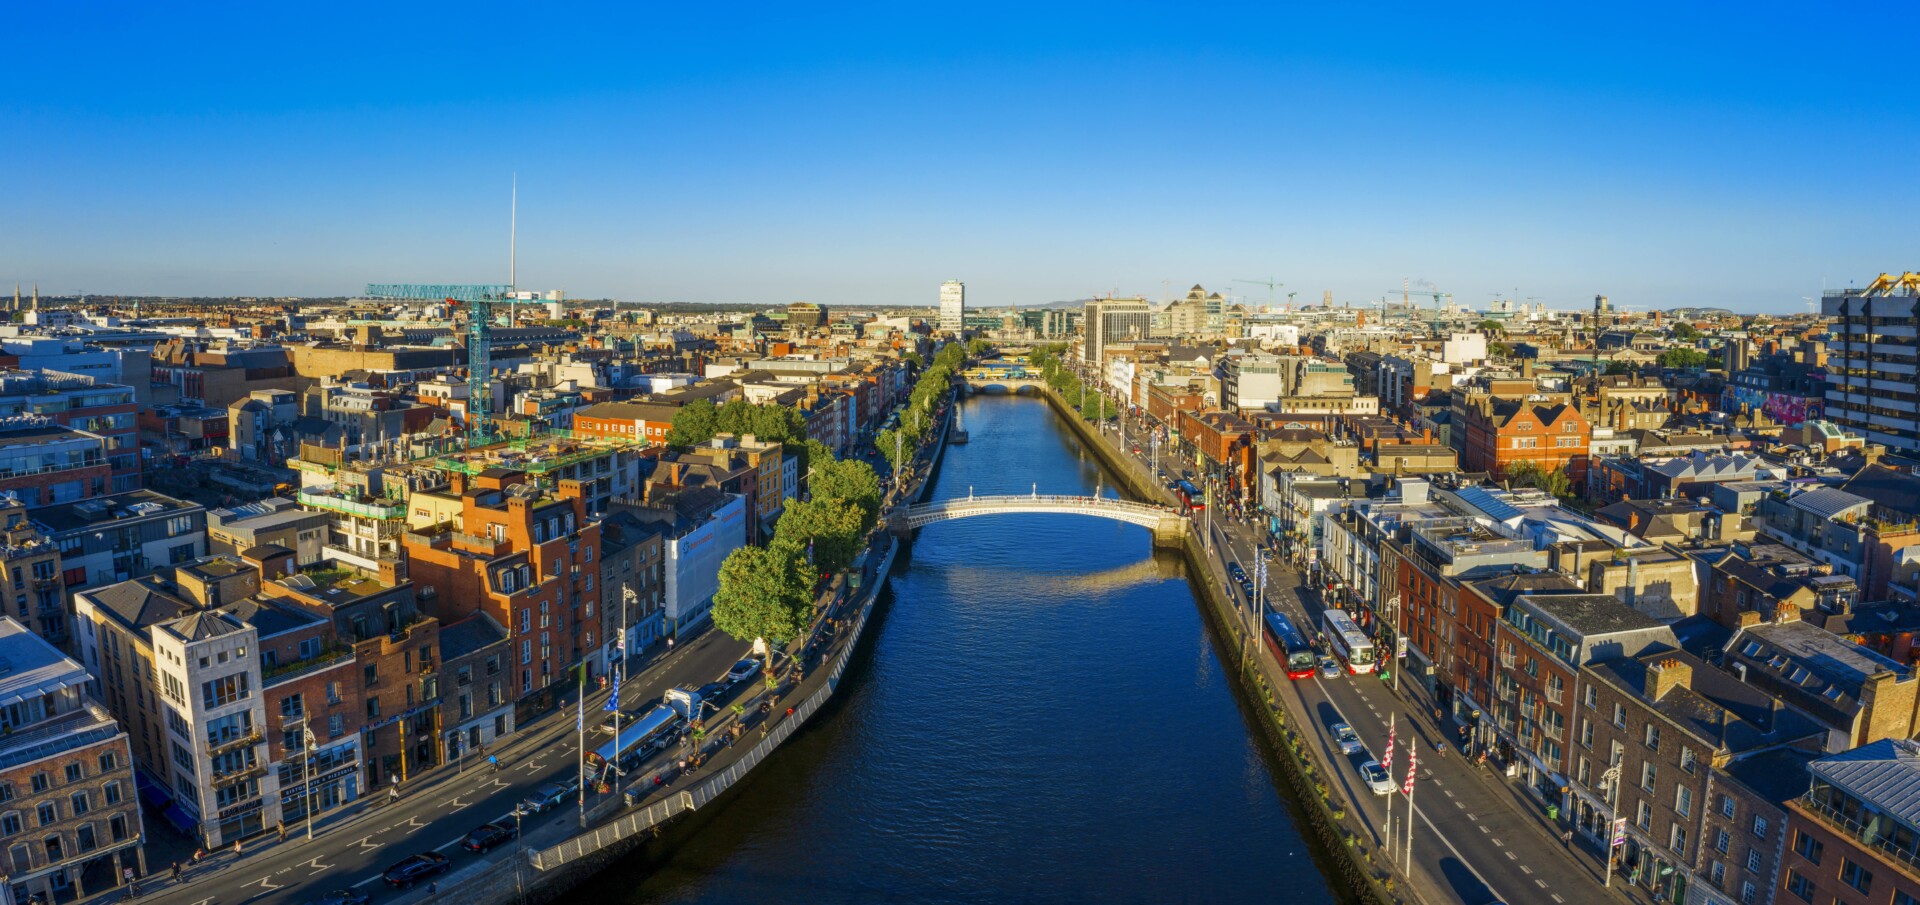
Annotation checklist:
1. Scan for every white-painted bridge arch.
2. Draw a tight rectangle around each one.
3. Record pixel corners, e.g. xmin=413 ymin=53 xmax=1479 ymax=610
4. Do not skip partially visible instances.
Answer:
xmin=894 ymin=494 xmax=1189 ymax=544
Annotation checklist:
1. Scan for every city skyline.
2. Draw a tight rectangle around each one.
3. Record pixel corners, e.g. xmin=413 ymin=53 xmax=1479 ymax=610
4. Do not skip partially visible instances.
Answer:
xmin=7 ymin=4 xmax=1918 ymax=311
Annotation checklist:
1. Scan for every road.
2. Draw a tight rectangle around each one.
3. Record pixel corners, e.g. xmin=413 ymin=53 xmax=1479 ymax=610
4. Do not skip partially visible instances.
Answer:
xmin=1092 ymin=396 xmax=1634 ymax=905
xmin=145 ymin=628 xmax=752 ymax=905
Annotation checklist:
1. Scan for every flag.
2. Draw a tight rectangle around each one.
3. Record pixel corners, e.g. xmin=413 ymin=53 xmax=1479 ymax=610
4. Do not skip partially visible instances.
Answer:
xmin=1382 ymin=716 xmax=1394 ymax=775
xmin=1403 ymin=744 xmax=1418 ymax=796
xmin=605 ymin=667 xmax=622 ymax=712
xmin=576 ymin=685 xmax=584 ymax=731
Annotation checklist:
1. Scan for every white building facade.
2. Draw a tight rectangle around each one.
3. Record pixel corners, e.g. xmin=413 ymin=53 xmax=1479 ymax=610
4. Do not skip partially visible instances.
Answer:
xmin=938 ymin=281 xmax=965 ymax=334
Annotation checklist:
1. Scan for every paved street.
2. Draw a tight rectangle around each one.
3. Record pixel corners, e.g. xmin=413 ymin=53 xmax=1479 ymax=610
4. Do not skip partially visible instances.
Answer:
xmin=144 ymin=628 xmax=751 ymax=905
xmin=1091 ymin=394 xmax=1643 ymax=905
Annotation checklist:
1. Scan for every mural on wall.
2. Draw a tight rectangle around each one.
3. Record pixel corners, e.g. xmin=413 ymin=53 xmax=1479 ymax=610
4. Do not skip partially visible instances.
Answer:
xmin=1725 ymin=386 xmax=1823 ymax=426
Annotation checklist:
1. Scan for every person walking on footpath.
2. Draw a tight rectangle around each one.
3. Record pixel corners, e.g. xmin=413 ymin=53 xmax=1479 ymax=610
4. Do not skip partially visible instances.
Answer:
xmin=1561 ymin=829 xmax=1573 ymax=848
xmin=231 ymin=839 xmax=242 ymax=857
xmin=170 ymin=862 xmax=181 ymax=884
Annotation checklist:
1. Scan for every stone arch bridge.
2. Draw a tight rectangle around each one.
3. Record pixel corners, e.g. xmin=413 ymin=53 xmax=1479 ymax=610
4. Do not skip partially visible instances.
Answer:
xmin=890 ymin=493 xmax=1189 ymax=546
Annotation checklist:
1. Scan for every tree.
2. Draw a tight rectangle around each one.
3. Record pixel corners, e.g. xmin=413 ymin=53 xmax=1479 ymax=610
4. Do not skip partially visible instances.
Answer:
xmin=1505 ymin=460 xmax=1574 ymax=500
xmin=1604 ymin=360 xmax=1637 ymax=376
xmin=1672 ymin=322 xmax=1700 ymax=341
xmin=967 ymin=338 xmax=992 ymax=357
xmin=808 ymin=453 xmax=881 ymax=530
xmin=1658 ymin=348 xmax=1714 ymax=369
xmin=666 ymin=399 xmax=719 ymax=447
xmin=876 ymin=427 xmax=909 ymax=471
xmin=1477 ymin=319 xmax=1505 ymax=334
xmin=711 ymin=543 xmax=815 ymax=645
xmin=904 ymin=350 xmax=924 ymax=368
xmin=775 ymin=498 xmax=865 ymax=574
xmin=1488 ymin=341 xmax=1512 ymax=359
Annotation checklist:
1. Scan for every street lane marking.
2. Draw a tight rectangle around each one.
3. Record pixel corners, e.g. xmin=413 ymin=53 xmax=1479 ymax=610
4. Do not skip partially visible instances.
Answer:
xmin=402 ymin=816 xmax=425 ymax=834
xmin=304 ymin=856 xmax=331 ymax=875
xmin=247 ymin=876 xmax=282 ymax=893
xmin=1520 ymin=865 xmax=1532 ymax=874
xmin=445 ymin=796 xmax=469 ymax=809
xmin=1536 ymin=879 xmax=1548 ymax=889
xmin=1478 ymin=825 xmax=1490 ymax=833
xmin=1492 ymin=837 xmax=1504 ymax=847
xmin=1552 ymin=896 xmax=1564 ymax=903
xmin=435 ymin=837 xmax=462 ymax=852
xmin=354 ymin=835 xmax=377 ymax=851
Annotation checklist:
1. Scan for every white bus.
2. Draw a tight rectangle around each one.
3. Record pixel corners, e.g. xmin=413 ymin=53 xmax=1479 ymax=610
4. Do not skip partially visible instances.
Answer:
xmin=1322 ymin=609 xmax=1377 ymax=674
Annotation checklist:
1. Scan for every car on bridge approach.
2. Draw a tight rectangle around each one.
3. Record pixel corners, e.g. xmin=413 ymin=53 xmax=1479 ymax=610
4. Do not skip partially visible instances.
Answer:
xmin=381 ymin=852 xmax=450 ymax=889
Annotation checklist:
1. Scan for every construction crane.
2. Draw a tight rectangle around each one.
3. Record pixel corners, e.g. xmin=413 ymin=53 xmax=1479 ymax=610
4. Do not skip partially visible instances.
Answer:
xmin=1382 ymin=286 xmax=1450 ymax=329
xmin=364 ymin=283 xmax=512 ymax=445
xmin=1234 ymin=278 xmax=1283 ymax=310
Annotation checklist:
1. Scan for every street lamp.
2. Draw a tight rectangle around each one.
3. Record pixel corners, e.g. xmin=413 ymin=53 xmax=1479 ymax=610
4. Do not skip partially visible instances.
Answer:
xmin=1600 ymin=764 xmax=1623 ymax=888
xmin=513 ymin=804 xmax=527 ymax=901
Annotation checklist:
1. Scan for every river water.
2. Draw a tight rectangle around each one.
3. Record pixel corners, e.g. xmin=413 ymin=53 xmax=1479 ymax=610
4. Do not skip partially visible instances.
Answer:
xmin=577 ymin=394 xmax=1340 ymax=904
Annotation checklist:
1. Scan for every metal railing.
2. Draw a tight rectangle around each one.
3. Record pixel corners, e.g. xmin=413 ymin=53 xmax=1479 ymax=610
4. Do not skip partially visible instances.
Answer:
xmin=205 ymin=730 xmax=262 ymax=757
xmin=1798 ymin=797 xmax=1920 ymax=875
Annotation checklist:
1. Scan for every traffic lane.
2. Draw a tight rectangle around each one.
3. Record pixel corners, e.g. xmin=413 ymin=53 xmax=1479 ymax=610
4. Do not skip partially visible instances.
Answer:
xmin=1314 ymin=668 xmax=1612 ymax=904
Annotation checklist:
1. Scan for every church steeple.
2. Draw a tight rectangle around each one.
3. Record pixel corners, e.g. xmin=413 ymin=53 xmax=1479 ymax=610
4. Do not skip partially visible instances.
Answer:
xmin=9 ymin=283 xmax=17 ymax=312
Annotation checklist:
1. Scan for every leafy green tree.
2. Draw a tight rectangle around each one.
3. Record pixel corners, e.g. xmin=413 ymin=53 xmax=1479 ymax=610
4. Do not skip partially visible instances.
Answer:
xmin=1477 ymin=319 xmax=1505 ymax=333
xmin=904 ymin=350 xmax=924 ymax=368
xmin=1672 ymin=322 xmax=1700 ymax=341
xmin=775 ymin=498 xmax=865 ymax=574
xmin=1488 ymin=341 xmax=1512 ymax=358
xmin=967 ymin=338 xmax=992 ymax=357
xmin=808 ymin=454 xmax=881 ymax=530
xmin=876 ymin=427 xmax=909 ymax=471
xmin=1505 ymin=460 xmax=1574 ymax=500
xmin=712 ymin=542 xmax=815 ymax=645
xmin=1604 ymin=360 xmax=1637 ymax=376
xmin=666 ymin=399 xmax=719 ymax=447
xmin=1658 ymin=348 xmax=1713 ymax=369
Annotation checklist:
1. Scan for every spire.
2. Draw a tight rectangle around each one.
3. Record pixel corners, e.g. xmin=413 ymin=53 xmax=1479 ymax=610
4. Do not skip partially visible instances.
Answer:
xmin=29 ymin=284 xmax=37 ymax=311
xmin=9 ymin=283 xmax=17 ymax=312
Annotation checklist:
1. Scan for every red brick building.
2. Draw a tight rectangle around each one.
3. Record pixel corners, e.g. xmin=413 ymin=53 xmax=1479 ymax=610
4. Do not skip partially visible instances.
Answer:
xmin=1460 ymin=397 xmax=1592 ymax=481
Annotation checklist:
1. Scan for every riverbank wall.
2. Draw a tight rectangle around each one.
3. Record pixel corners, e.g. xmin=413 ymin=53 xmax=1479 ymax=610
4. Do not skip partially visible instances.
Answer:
xmin=1036 ymin=386 xmax=1406 ymax=905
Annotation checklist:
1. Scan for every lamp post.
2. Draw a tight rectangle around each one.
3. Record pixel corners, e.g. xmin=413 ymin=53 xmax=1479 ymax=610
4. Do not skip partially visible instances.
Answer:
xmin=1385 ymin=594 xmax=1402 ymax=693
xmin=1601 ymin=764 xmax=1623 ymax=887
xmin=513 ymin=804 xmax=527 ymax=901
xmin=302 ymin=725 xmax=318 ymax=842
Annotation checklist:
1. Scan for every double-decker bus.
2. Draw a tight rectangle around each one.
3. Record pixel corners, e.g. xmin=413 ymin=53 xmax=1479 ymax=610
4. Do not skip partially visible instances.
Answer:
xmin=1262 ymin=612 xmax=1317 ymax=679
xmin=1321 ymin=609 xmax=1378 ymax=674
xmin=1175 ymin=479 xmax=1203 ymax=511
xmin=584 ymin=704 xmax=684 ymax=785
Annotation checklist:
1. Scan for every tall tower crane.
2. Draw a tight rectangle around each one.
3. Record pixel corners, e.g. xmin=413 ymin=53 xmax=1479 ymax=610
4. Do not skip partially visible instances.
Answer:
xmin=1233 ymin=278 xmax=1283 ymax=310
xmin=364 ymin=283 xmax=512 ymax=445
xmin=1382 ymin=286 xmax=1450 ymax=329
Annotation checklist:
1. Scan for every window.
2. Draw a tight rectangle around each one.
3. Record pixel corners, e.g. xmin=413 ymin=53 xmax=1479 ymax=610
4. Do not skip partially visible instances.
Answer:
xmin=1746 ymin=848 xmax=1761 ymax=872
xmin=328 ymin=714 xmax=344 ymax=738
xmin=363 ymin=664 xmax=378 ymax=687
xmin=280 ymin=693 xmax=303 ymax=720
xmin=200 ymin=673 xmax=250 ymax=708
xmin=1643 ymin=723 xmax=1660 ymax=751
xmin=42 ymin=835 xmax=60 ymax=863
xmin=28 ymin=774 xmax=46 ymax=794
xmin=96 ymin=752 xmax=115 ymax=774
xmin=1792 ymin=830 xmax=1821 ymax=865
xmin=1668 ymin=823 xmax=1686 ymax=858
xmin=1636 ymin=800 xmax=1652 ymax=829
xmin=1584 ymin=684 xmax=1596 ymax=709
xmin=1640 ymin=761 xmax=1656 ymax=793
xmin=103 ymin=783 xmax=120 ymax=806
xmin=1896 ymin=893 xmax=1920 ymax=905
xmin=0 ymin=814 xmax=17 ymax=836
xmin=1674 ymin=786 xmax=1691 ymax=817
xmin=1752 ymin=815 xmax=1768 ymax=839
xmin=1720 ymin=794 xmax=1735 ymax=819
xmin=1613 ymin=703 xmax=1626 ymax=729
xmin=62 ymin=764 xmax=80 ymax=784
xmin=1680 ymin=747 xmax=1695 ymax=774
xmin=75 ymin=824 xmax=94 ymax=853
xmin=1841 ymin=859 xmax=1873 ymax=894
xmin=34 ymin=803 xmax=54 ymax=827
xmin=1715 ymin=828 xmax=1730 ymax=853
xmin=1742 ymin=881 xmax=1758 ymax=905
xmin=68 ymin=792 xmax=86 ymax=816
xmin=365 ymin=699 xmax=379 ymax=720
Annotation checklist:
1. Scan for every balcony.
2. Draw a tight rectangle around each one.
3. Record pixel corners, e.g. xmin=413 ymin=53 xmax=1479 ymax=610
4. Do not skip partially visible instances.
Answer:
xmin=298 ymin=489 xmax=407 ymax=520
xmin=205 ymin=729 xmax=262 ymax=757
xmin=1496 ymin=684 xmax=1519 ymax=703
xmin=1797 ymin=796 xmax=1920 ymax=876
xmin=31 ymin=577 xmax=58 ymax=590
xmin=211 ymin=762 xmax=267 ymax=785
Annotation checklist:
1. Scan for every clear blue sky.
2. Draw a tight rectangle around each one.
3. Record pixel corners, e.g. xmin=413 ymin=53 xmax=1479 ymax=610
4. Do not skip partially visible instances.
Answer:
xmin=4 ymin=3 xmax=1914 ymax=312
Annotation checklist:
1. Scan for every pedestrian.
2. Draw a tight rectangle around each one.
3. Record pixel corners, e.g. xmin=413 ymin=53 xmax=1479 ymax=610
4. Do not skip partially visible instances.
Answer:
xmin=666 ymin=637 xmax=674 ymax=651
xmin=1562 ymin=829 xmax=1573 ymax=849
xmin=191 ymin=848 xmax=203 ymax=866
xmin=170 ymin=862 xmax=181 ymax=883
xmin=427 ymin=881 xmax=438 ymax=894
xmin=232 ymin=839 xmax=242 ymax=857
xmin=388 ymin=784 xmax=400 ymax=803
xmin=278 ymin=824 xmax=287 ymax=843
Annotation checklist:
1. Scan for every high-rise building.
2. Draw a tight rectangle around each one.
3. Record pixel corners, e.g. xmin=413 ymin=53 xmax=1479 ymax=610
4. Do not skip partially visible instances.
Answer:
xmin=1824 ymin=275 xmax=1920 ymax=450
xmin=938 ymin=281 xmax=965 ymax=333
xmin=1081 ymin=297 xmax=1152 ymax=364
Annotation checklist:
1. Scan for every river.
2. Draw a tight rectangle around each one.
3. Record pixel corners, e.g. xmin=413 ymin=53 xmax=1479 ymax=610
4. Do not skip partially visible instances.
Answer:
xmin=574 ymin=393 xmax=1341 ymax=904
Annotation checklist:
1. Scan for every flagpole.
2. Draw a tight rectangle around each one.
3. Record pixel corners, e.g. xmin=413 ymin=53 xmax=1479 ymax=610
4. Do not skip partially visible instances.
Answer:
xmin=1383 ymin=712 xmax=1394 ymax=855
xmin=576 ymin=684 xmax=586 ymax=827
xmin=1404 ymin=744 xmax=1417 ymax=875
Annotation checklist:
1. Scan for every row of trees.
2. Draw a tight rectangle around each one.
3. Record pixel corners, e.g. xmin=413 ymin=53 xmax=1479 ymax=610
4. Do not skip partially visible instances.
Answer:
xmin=875 ymin=341 xmax=967 ymax=471
xmin=1029 ymin=344 xmax=1110 ymax=422
xmin=710 ymin=438 xmax=883 ymax=647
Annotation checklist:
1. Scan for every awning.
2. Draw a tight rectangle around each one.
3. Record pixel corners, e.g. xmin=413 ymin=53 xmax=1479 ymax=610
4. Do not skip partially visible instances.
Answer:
xmin=162 ymin=804 xmax=199 ymax=835
xmin=136 ymin=772 xmax=172 ymax=810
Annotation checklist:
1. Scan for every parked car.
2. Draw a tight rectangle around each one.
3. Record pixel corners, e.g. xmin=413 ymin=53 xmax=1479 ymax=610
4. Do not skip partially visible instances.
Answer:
xmin=1318 ymin=656 xmax=1341 ymax=680
xmin=519 ymin=780 xmax=576 ymax=814
xmin=303 ymin=892 xmax=370 ymax=905
xmin=382 ymin=852 xmax=451 ymax=888
xmin=726 ymin=657 xmax=763 ymax=686
xmin=1332 ymin=723 xmax=1364 ymax=756
xmin=1359 ymin=760 xmax=1395 ymax=795
xmin=1228 ymin=563 xmax=1247 ymax=581
xmin=461 ymin=820 xmax=517 ymax=853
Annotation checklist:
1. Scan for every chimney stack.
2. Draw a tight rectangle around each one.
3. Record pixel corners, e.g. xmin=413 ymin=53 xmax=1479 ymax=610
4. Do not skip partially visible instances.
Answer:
xmin=1648 ymin=658 xmax=1693 ymax=702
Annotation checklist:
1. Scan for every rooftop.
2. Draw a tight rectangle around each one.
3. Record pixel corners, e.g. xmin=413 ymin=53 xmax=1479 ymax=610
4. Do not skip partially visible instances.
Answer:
xmin=1731 ymin=620 xmax=1909 ymax=696
xmin=1516 ymin=592 xmax=1667 ymax=637
xmin=33 ymin=489 xmax=200 ymax=535
xmin=0 ymin=618 xmax=90 ymax=709
xmin=1809 ymin=739 xmax=1920 ymax=829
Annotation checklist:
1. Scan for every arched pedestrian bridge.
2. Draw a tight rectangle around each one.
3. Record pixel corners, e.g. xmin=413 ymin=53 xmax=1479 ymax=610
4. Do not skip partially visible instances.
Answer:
xmin=891 ymin=494 xmax=1190 ymax=546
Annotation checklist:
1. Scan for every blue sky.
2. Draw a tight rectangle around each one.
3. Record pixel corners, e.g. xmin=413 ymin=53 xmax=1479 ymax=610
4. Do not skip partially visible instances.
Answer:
xmin=4 ymin=3 xmax=1915 ymax=312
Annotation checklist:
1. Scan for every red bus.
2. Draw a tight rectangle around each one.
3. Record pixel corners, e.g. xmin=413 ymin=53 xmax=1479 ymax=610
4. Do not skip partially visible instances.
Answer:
xmin=1263 ymin=612 xmax=1317 ymax=679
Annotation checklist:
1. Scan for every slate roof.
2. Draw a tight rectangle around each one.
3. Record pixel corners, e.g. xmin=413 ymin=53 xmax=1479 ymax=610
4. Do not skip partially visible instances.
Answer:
xmin=1585 ymin=651 xmax=1821 ymax=754
xmin=1722 ymin=748 xmax=1819 ymax=808
xmin=440 ymin=612 xmax=508 ymax=661
xmin=1518 ymin=593 xmax=1667 ymax=637
xmin=1810 ymin=739 xmax=1920 ymax=828
xmin=81 ymin=578 xmax=195 ymax=631
xmin=0 ymin=618 xmax=90 ymax=708
xmin=1787 ymin=487 xmax=1871 ymax=520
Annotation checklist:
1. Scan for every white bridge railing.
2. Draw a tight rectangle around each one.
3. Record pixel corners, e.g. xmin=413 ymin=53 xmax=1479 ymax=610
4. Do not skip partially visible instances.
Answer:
xmin=897 ymin=494 xmax=1180 ymax=531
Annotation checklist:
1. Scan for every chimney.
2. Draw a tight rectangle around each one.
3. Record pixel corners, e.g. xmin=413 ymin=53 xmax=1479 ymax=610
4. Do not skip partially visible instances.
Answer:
xmin=1773 ymin=599 xmax=1802 ymax=624
xmin=1736 ymin=610 xmax=1762 ymax=628
xmin=1648 ymin=658 xmax=1693 ymax=702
